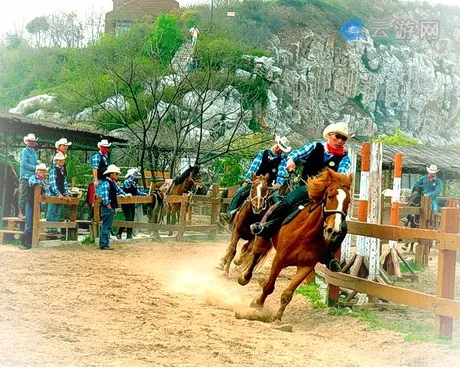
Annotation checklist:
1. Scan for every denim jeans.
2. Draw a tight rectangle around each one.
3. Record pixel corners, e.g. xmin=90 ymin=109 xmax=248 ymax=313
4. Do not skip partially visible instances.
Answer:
xmin=19 ymin=178 xmax=29 ymax=214
xmin=24 ymin=203 xmax=34 ymax=236
xmin=227 ymin=185 xmax=251 ymax=213
xmin=100 ymin=206 xmax=115 ymax=248
xmin=431 ymin=198 xmax=440 ymax=212
xmin=46 ymin=203 xmax=62 ymax=222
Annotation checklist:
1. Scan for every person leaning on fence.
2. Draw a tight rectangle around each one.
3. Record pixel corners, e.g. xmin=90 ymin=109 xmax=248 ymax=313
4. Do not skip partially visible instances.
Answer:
xmin=400 ymin=164 xmax=443 ymax=226
xmin=18 ymin=133 xmax=39 ymax=220
xmin=250 ymin=121 xmax=353 ymax=271
xmin=51 ymin=138 xmax=72 ymax=170
xmin=20 ymin=163 xmax=51 ymax=250
xmin=45 ymin=152 xmax=71 ymax=233
xmin=98 ymin=164 xmax=130 ymax=250
xmin=116 ymin=168 xmax=147 ymax=240
xmin=91 ymin=139 xmax=111 ymax=197
xmin=219 ymin=135 xmax=292 ymax=224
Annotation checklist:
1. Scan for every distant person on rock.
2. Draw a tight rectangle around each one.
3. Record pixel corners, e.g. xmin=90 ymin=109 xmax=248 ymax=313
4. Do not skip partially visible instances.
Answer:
xmin=189 ymin=25 xmax=200 ymax=45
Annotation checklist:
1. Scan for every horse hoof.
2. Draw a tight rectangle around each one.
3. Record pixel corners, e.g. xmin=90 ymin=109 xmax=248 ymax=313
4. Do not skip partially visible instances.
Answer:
xmin=238 ymin=276 xmax=250 ymax=286
xmin=233 ymin=258 xmax=242 ymax=266
xmin=249 ymin=300 xmax=263 ymax=309
xmin=215 ymin=262 xmax=224 ymax=271
xmin=271 ymin=320 xmax=293 ymax=332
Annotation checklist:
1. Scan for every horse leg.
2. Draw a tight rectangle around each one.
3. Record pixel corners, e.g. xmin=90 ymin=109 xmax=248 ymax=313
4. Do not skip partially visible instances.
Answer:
xmin=238 ymin=238 xmax=271 ymax=286
xmin=272 ymin=265 xmax=313 ymax=322
xmin=250 ymin=252 xmax=284 ymax=309
xmin=233 ymin=239 xmax=252 ymax=266
xmin=216 ymin=231 xmax=239 ymax=274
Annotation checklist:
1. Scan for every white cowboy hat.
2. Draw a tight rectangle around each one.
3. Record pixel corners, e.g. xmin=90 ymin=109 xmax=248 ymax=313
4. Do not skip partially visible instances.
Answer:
xmin=97 ymin=139 xmax=112 ymax=149
xmin=35 ymin=163 xmax=48 ymax=172
xmin=53 ymin=152 xmax=67 ymax=161
xmin=23 ymin=133 xmax=38 ymax=144
xmin=323 ymin=121 xmax=352 ymax=140
xmin=55 ymin=138 xmax=72 ymax=149
xmin=426 ymin=164 xmax=439 ymax=174
xmin=125 ymin=168 xmax=138 ymax=179
xmin=275 ymin=135 xmax=292 ymax=153
xmin=103 ymin=164 xmax=121 ymax=175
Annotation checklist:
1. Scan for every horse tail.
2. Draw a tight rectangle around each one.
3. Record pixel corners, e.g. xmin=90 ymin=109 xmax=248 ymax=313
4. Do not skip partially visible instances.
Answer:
xmin=238 ymin=241 xmax=273 ymax=273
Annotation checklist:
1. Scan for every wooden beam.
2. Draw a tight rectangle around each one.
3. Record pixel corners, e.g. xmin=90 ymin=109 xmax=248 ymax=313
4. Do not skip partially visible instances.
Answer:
xmin=38 ymin=221 xmax=78 ymax=229
xmin=40 ymin=196 xmax=79 ymax=205
xmin=316 ymin=264 xmax=460 ymax=319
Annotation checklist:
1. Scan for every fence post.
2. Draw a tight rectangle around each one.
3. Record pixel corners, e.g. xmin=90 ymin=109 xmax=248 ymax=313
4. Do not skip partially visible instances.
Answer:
xmin=435 ymin=207 xmax=459 ymax=339
xmin=210 ymin=184 xmax=219 ymax=240
xmin=31 ymin=185 xmax=41 ymax=247
xmin=415 ymin=196 xmax=431 ymax=267
xmin=176 ymin=200 xmax=187 ymax=242
xmin=93 ymin=197 xmax=101 ymax=240
xmin=68 ymin=199 xmax=78 ymax=240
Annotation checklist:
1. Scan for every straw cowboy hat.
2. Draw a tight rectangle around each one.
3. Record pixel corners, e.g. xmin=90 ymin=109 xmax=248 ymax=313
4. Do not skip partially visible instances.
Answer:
xmin=53 ymin=152 xmax=67 ymax=161
xmin=55 ymin=138 xmax=72 ymax=149
xmin=97 ymin=139 xmax=112 ymax=149
xmin=426 ymin=164 xmax=439 ymax=174
xmin=275 ymin=136 xmax=292 ymax=153
xmin=125 ymin=168 xmax=139 ymax=179
xmin=35 ymin=163 xmax=48 ymax=172
xmin=323 ymin=122 xmax=352 ymax=140
xmin=103 ymin=164 xmax=121 ymax=175
xmin=23 ymin=133 xmax=38 ymax=145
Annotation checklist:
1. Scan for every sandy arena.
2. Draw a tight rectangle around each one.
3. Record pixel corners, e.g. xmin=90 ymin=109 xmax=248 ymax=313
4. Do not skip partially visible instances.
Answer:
xmin=0 ymin=239 xmax=459 ymax=366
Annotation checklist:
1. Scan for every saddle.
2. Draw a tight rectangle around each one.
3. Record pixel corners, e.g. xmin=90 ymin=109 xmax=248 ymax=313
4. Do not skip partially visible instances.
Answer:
xmin=281 ymin=198 xmax=312 ymax=226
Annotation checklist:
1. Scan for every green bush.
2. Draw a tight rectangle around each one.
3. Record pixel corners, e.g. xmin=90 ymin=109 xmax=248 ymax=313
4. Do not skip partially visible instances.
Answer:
xmin=148 ymin=14 xmax=184 ymax=64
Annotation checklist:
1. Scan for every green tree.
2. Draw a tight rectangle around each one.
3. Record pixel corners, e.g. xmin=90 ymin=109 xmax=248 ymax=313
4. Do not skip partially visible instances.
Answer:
xmin=148 ymin=14 xmax=184 ymax=65
xmin=26 ymin=16 xmax=50 ymax=47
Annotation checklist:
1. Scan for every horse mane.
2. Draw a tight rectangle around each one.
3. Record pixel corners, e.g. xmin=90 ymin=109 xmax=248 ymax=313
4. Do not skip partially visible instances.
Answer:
xmin=174 ymin=165 xmax=200 ymax=185
xmin=307 ymin=168 xmax=353 ymax=200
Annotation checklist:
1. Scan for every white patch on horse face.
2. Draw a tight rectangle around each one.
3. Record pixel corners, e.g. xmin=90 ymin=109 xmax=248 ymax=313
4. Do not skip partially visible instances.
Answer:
xmin=256 ymin=182 xmax=263 ymax=208
xmin=333 ymin=189 xmax=346 ymax=232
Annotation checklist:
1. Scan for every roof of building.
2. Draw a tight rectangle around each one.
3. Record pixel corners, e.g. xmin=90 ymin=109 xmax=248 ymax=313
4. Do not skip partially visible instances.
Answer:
xmin=0 ymin=112 xmax=127 ymax=150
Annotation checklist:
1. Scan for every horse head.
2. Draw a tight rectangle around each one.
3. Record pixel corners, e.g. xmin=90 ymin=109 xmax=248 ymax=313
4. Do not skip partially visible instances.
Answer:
xmin=309 ymin=169 xmax=353 ymax=243
xmin=249 ymin=172 xmax=270 ymax=214
xmin=192 ymin=179 xmax=208 ymax=195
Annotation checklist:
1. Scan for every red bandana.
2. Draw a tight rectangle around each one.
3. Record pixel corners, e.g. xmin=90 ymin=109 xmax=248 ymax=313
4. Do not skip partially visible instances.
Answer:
xmin=427 ymin=174 xmax=435 ymax=180
xmin=326 ymin=142 xmax=345 ymax=155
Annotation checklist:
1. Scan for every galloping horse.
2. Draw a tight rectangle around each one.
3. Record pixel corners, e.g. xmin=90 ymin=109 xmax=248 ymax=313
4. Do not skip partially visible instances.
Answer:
xmin=216 ymin=173 xmax=271 ymax=275
xmin=238 ymin=169 xmax=352 ymax=323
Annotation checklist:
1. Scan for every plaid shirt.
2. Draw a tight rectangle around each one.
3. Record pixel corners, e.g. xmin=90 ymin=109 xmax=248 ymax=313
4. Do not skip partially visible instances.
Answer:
xmin=276 ymin=141 xmax=352 ymax=185
xmin=123 ymin=171 xmax=147 ymax=195
xmin=91 ymin=151 xmax=109 ymax=169
xmin=20 ymin=146 xmax=38 ymax=179
xmin=99 ymin=178 xmax=126 ymax=206
xmin=48 ymin=163 xmax=70 ymax=196
xmin=28 ymin=175 xmax=51 ymax=196
xmin=245 ymin=148 xmax=284 ymax=181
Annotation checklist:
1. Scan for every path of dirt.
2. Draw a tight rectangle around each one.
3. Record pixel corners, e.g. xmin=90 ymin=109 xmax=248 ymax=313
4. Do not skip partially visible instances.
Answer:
xmin=0 ymin=240 xmax=459 ymax=366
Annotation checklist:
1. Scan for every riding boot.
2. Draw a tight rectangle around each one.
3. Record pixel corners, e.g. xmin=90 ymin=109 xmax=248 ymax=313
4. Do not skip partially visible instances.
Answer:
xmin=250 ymin=200 xmax=288 ymax=240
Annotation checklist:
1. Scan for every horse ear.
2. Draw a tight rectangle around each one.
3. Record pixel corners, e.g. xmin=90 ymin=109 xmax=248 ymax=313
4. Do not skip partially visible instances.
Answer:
xmin=251 ymin=172 xmax=256 ymax=181
xmin=264 ymin=173 xmax=270 ymax=182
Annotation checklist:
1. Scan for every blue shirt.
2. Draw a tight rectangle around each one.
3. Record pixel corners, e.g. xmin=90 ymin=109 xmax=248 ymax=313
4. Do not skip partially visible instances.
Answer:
xmin=91 ymin=151 xmax=109 ymax=169
xmin=99 ymin=178 xmax=126 ymax=206
xmin=276 ymin=141 xmax=352 ymax=185
xmin=245 ymin=148 xmax=285 ymax=181
xmin=20 ymin=146 xmax=38 ymax=179
xmin=412 ymin=175 xmax=442 ymax=199
xmin=28 ymin=174 xmax=51 ymax=196
xmin=123 ymin=170 xmax=147 ymax=195
xmin=48 ymin=163 xmax=70 ymax=196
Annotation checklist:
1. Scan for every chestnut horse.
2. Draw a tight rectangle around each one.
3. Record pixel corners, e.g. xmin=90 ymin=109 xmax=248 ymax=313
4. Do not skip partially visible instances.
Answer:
xmin=238 ymin=169 xmax=352 ymax=323
xmin=216 ymin=173 xmax=271 ymax=275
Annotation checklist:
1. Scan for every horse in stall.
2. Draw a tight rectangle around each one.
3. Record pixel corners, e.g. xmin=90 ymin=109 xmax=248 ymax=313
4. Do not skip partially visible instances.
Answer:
xmin=237 ymin=169 xmax=352 ymax=324
xmin=215 ymin=173 xmax=271 ymax=275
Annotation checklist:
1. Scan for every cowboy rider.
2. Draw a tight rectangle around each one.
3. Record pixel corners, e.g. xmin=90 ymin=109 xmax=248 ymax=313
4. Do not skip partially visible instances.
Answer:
xmin=250 ymin=121 xmax=352 ymax=271
xmin=220 ymin=135 xmax=292 ymax=224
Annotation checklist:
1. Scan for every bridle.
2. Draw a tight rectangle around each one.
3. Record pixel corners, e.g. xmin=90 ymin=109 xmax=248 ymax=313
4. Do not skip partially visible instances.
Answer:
xmin=247 ymin=180 xmax=270 ymax=213
xmin=321 ymin=185 xmax=348 ymax=226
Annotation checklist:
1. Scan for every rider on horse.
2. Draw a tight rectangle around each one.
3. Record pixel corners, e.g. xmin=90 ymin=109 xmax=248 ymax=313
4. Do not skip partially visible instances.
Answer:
xmin=250 ymin=121 xmax=352 ymax=271
xmin=220 ymin=135 xmax=292 ymax=224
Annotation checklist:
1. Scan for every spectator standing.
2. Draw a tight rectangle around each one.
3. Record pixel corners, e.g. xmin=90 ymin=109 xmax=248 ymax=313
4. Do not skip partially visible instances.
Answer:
xmin=46 ymin=152 xmax=71 ymax=232
xmin=98 ymin=164 xmax=129 ymax=250
xmin=117 ymin=167 xmax=147 ymax=240
xmin=20 ymin=163 xmax=51 ymax=250
xmin=18 ymin=133 xmax=39 ymax=219
xmin=189 ymin=25 xmax=199 ymax=45
xmin=91 ymin=139 xmax=111 ymax=196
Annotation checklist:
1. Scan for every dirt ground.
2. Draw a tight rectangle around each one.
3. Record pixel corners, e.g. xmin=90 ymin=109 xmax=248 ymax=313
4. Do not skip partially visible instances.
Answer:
xmin=0 ymin=238 xmax=459 ymax=366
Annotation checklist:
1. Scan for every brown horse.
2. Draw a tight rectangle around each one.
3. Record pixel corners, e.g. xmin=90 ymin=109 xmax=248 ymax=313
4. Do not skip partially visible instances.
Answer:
xmin=238 ymin=169 xmax=352 ymax=323
xmin=166 ymin=166 xmax=200 ymax=227
xmin=216 ymin=173 xmax=271 ymax=275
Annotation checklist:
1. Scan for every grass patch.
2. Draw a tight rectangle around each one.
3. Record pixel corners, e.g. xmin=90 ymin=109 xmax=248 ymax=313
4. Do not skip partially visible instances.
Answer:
xmin=81 ymin=236 xmax=95 ymax=245
xmin=328 ymin=306 xmax=460 ymax=348
xmin=401 ymin=261 xmax=423 ymax=273
xmin=295 ymin=282 xmax=327 ymax=309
